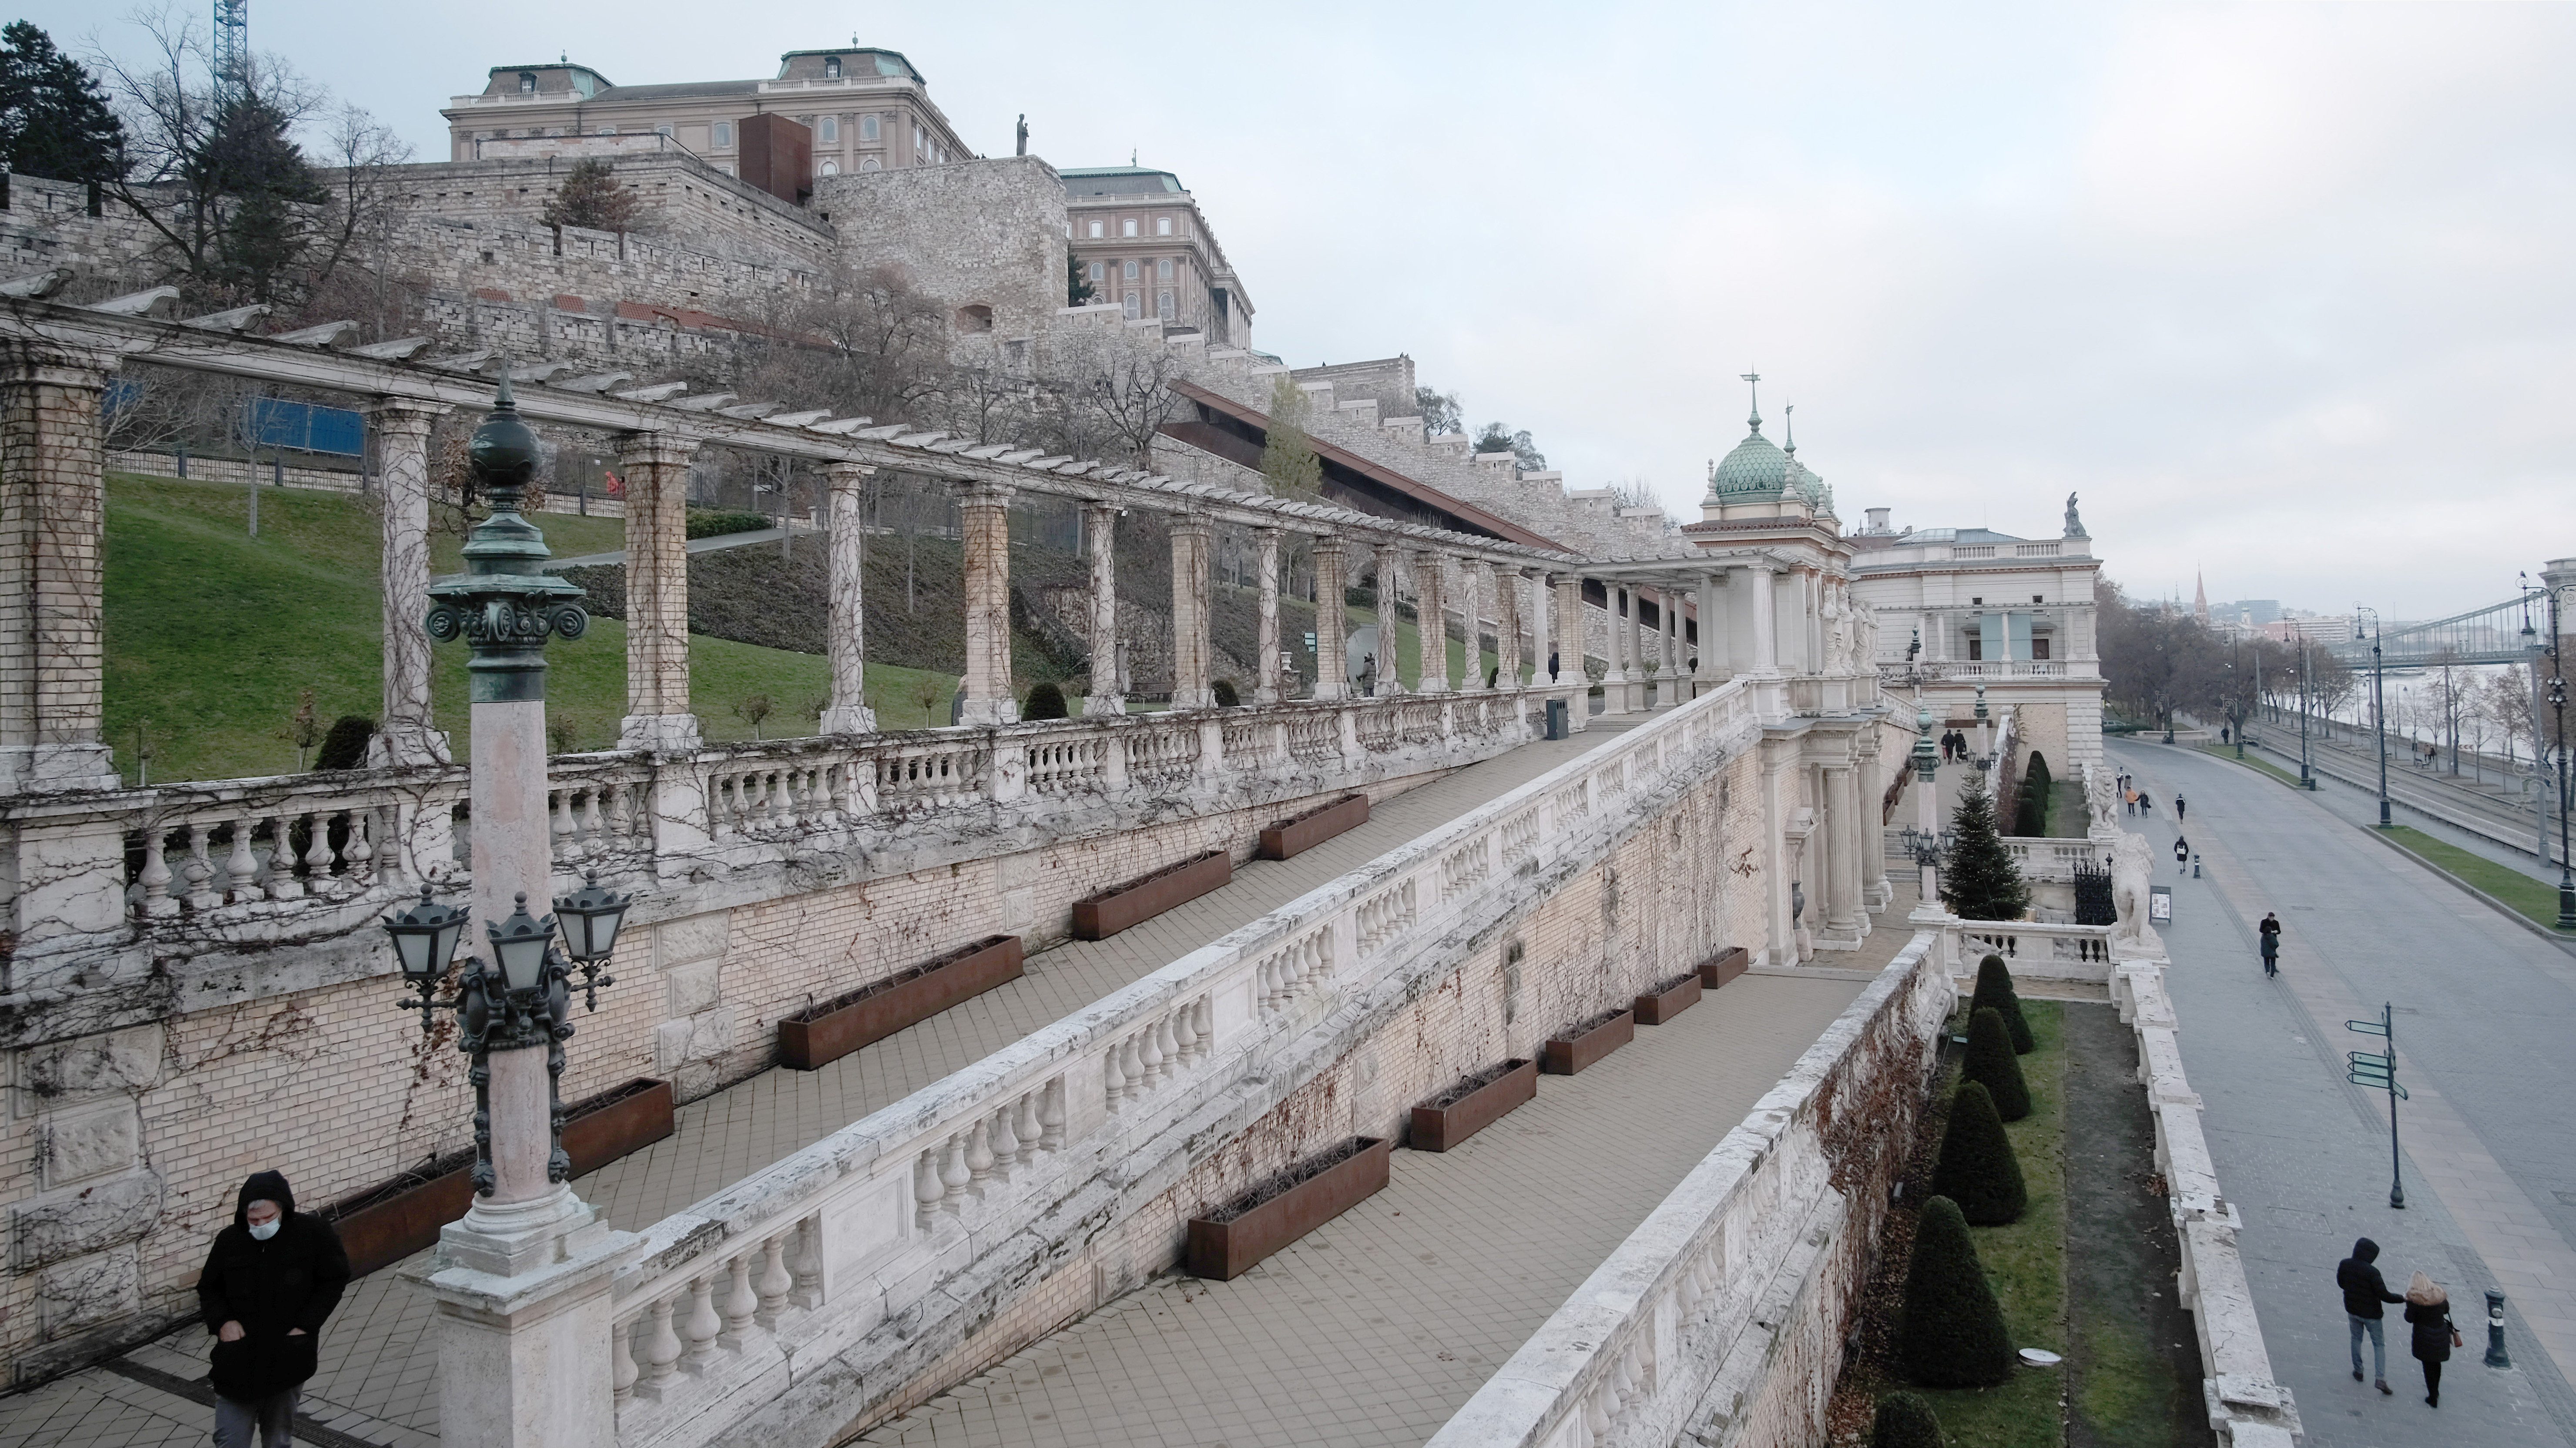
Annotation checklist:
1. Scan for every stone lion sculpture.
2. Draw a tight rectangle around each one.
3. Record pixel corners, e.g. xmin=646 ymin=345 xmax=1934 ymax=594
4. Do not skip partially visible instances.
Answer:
xmin=2108 ymin=831 xmax=2163 ymax=959
xmin=2084 ymin=764 xmax=2118 ymax=836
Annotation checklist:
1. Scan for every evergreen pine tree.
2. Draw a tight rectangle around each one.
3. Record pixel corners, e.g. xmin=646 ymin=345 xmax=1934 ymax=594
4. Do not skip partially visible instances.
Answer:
xmin=1870 ymin=1391 xmax=1946 ymax=1448
xmin=1971 ymin=953 xmax=2035 ymax=1054
xmin=1066 ymin=252 xmax=1096 ymax=305
xmin=1962 ymin=1007 xmax=2031 ymax=1121
xmin=1259 ymin=375 xmax=1323 ymax=500
xmin=192 ymin=95 xmax=325 ymax=302
xmin=1898 ymin=1195 xmax=2017 ymax=1388
xmin=1932 ymin=1080 xmax=2027 ymax=1225
xmin=1939 ymin=769 xmax=2030 ymax=921
xmin=541 ymin=158 xmax=642 ymax=233
xmin=0 ymin=22 xmax=123 ymax=184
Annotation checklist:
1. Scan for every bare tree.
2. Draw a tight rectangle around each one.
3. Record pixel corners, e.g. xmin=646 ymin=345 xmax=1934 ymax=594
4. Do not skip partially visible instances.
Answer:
xmin=723 ymin=259 xmax=946 ymax=423
xmin=1067 ymin=338 xmax=1185 ymax=469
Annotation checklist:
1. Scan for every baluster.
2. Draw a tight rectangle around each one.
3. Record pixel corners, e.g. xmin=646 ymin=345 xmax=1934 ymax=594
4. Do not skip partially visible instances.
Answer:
xmin=642 ymin=1295 xmax=683 ymax=1391
xmin=680 ymin=1275 xmax=721 ymax=1373
xmin=1117 ymin=1035 xmax=1145 ymax=1100
xmin=757 ymin=770 xmax=781 ymax=829
xmin=1039 ymin=1077 xmax=1067 ymax=1150
xmin=606 ymin=780 xmax=634 ymax=845
xmin=1014 ymin=1091 xmax=1043 ymax=1163
xmin=718 ymin=1252 xmax=759 ymax=1348
xmin=1137 ymin=1022 xmax=1165 ymax=1086
xmin=612 ymin=1314 xmax=640 ymax=1405
xmin=1193 ymin=997 xmax=1214 ymax=1057
xmin=1171 ymin=998 xmax=1198 ymax=1066
xmin=184 ymin=823 xmax=218 ymax=910
xmin=990 ymin=1101 xmax=1021 ymax=1174
xmin=827 ymin=762 xmax=852 ymax=822
xmin=754 ymin=1234 xmax=793 ymax=1328
xmin=582 ymin=787 xmax=608 ymax=855
xmin=345 ymin=810 xmax=375 ymax=884
xmin=965 ymin=1117 xmax=996 ymax=1197
xmin=1151 ymin=1015 xmax=1178 ymax=1081
xmin=915 ymin=1149 xmax=944 ymax=1230
xmin=301 ymin=810 xmax=332 ymax=881
xmin=939 ymin=1132 xmax=971 ymax=1211
xmin=551 ymin=789 xmax=577 ymax=861
xmin=261 ymin=815 xmax=300 ymax=899
xmin=137 ymin=827 xmax=173 ymax=917
xmin=789 ymin=1217 xmax=823 ymax=1309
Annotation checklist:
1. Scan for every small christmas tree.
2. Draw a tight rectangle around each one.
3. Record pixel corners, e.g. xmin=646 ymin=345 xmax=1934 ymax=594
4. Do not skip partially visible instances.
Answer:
xmin=1971 ymin=953 xmax=2035 ymax=1054
xmin=542 ymin=158 xmax=643 ymax=233
xmin=1898 ymin=1195 xmax=2017 ymax=1388
xmin=1932 ymin=1080 xmax=2027 ymax=1225
xmin=1871 ymin=1392 xmax=1945 ymax=1448
xmin=1963 ymin=1007 xmax=2032 ymax=1121
xmin=1940 ymin=769 xmax=2030 ymax=921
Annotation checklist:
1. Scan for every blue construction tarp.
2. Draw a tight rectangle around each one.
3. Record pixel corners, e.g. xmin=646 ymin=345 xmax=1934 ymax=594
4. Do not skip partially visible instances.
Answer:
xmin=245 ymin=398 xmax=364 ymax=456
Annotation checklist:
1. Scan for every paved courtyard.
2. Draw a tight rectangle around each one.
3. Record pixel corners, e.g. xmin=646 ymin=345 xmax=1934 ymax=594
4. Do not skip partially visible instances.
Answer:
xmin=2112 ymin=739 xmax=2576 ymax=1448
xmin=0 ymin=720 xmax=1653 ymax=1448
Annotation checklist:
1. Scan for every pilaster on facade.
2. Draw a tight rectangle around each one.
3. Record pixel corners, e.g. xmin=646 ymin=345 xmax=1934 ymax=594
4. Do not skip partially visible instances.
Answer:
xmin=615 ymin=432 xmax=704 ymax=753
xmin=819 ymin=462 xmax=879 ymax=735
xmin=956 ymin=481 xmax=1019 ymax=727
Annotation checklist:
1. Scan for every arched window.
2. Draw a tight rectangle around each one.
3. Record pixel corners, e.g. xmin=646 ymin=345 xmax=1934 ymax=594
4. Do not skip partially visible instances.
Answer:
xmin=819 ymin=159 xmax=839 ymax=176
xmin=1122 ymin=292 xmax=1141 ymax=319
xmin=859 ymin=156 xmax=881 ymax=171
xmin=860 ymin=114 xmax=880 ymax=142
xmin=820 ymin=115 xmax=839 ymax=144
xmin=1155 ymin=258 xmax=1173 ymax=282
xmin=1121 ymin=260 xmax=1139 ymax=281
xmin=1087 ymin=219 xmax=1104 ymax=239
xmin=824 ymin=55 xmax=842 ymax=78
xmin=1156 ymin=215 xmax=1172 ymax=235
xmin=1120 ymin=218 xmax=1138 ymax=237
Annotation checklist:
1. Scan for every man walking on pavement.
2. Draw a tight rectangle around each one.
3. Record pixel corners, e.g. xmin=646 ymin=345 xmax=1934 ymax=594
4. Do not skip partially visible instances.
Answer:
xmin=2338 ymin=1236 xmax=2403 ymax=1396
xmin=2259 ymin=911 xmax=2281 ymax=977
xmin=2174 ymin=836 xmax=2190 ymax=874
xmin=2175 ymin=793 xmax=2187 ymax=824
xmin=198 ymin=1170 xmax=349 ymax=1447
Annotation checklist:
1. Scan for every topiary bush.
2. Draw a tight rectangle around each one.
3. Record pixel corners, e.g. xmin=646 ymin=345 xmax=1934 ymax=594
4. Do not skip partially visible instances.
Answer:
xmin=1871 ymin=1391 xmax=1946 ymax=1448
xmin=1971 ymin=954 xmax=2035 ymax=1054
xmin=1023 ymin=681 xmax=1069 ymax=720
xmin=1212 ymin=678 xmax=1241 ymax=707
xmin=1963 ymin=1007 xmax=2032 ymax=1121
xmin=1899 ymin=1195 xmax=2017 ymax=1388
xmin=1932 ymin=1080 xmax=2027 ymax=1225
xmin=312 ymin=715 xmax=376 ymax=772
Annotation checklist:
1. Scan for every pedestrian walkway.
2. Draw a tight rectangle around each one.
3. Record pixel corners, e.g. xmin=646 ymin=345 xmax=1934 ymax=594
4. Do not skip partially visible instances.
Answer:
xmin=856 ymin=901 xmax=1923 ymax=1448
xmin=0 ymin=718 xmax=1650 ymax=1448
xmin=2110 ymin=740 xmax=2576 ymax=1448
xmin=540 ymin=520 xmax=812 ymax=571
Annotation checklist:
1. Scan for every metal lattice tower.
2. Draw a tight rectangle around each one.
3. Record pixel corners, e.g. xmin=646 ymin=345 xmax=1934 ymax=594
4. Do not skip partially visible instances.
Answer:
xmin=211 ymin=0 xmax=249 ymax=103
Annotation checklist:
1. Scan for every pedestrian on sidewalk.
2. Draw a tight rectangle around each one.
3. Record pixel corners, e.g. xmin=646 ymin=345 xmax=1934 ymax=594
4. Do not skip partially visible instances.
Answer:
xmin=2175 ymin=794 xmax=2187 ymax=824
xmin=2259 ymin=912 xmax=2281 ymax=976
xmin=2404 ymin=1272 xmax=2459 ymax=1408
xmin=2338 ymin=1237 xmax=2402 ymax=1394
xmin=2139 ymin=791 xmax=2154 ymax=815
xmin=198 ymin=1170 xmax=349 ymax=1448
xmin=2174 ymin=836 xmax=2190 ymax=873
xmin=2123 ymin=786 xmax=2137 ymax=815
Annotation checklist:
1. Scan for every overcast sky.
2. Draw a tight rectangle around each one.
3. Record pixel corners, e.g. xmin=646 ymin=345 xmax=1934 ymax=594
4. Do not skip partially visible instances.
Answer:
xmin=50 ymin=1 xmax=2576 ymax=619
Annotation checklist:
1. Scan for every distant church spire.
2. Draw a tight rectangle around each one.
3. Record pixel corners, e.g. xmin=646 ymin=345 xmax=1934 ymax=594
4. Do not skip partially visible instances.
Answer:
xmin=2194 ymin=569 xmax=2209 ymax=622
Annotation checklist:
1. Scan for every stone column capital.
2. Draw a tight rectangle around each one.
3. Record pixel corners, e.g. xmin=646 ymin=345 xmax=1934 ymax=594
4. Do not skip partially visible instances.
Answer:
xmin=1252 ymin=523 xmax=1284 ymax=541
xmin=824 ymin=460 xmax=874 ymax=485
xmin=1167 ymin=510 xmax=1214 ymax=538
xmin=614 ymin=431 xmax=699 ymax=469
xmin=0 ymin=338 xmax=114 ymax=388
xmin=365 ymin=397 xmax=450 ymax=433
xmin=953 ymin=478 xmax=1014 ymax=507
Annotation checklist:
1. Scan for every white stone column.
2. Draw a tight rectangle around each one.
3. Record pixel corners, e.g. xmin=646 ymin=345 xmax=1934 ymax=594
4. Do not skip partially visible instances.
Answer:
xmin=0 ymin=341 xmax=119 ymax=793
xmin=1748 ymin=565 xmax=1781 ymax=673
xmin=1254 ymin=527 xmax=1282 ymax=704
xmin=1620 ymin=586 xmax=1647 ymax=712
xmin=1169 ymin=512 xmax=1214 ymax=709
xmin=1313 ymin=534 xmax=1349 ymax=701
xmin=956 ymin=481 xmax=1018 ymax=726
xmin=369 ymin=400 xmax=453 ymax=766
xmin=1659 ymin=586 xmax=1681 ymax=706
xmin=1695 ymin=572 xmax=1727 ymax=685
xmin=1823 ymin=761 xmax=1862 ymax=944
xmin=1554 ymin=574 xmax=1582 ymax=678
xmin=1497 ymin=564 xmax=1524 ymax=689
xmin=819 ymin=462 xmax=877 ymax=734
xmin=1599 ymin=585 xmax=1630 ymax=710
xmin=1414 ymin=550 xmax=1451 ymax=693
xmin=1372 ymin=540 xmax=1404 ymax=695
xmin=1082 ymin=503 xmax=1123 ymax=716
xmin=1457 ymin=556 xmax=1483 ymax=688
xmin=614 ymin=433 xmax=702 ymax=752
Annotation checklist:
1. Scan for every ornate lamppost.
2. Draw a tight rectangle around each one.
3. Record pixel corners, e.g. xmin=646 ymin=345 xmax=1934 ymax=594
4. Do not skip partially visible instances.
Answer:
xmin=382 ymin=376 xmax=632 ymax=1277
xmin=1901 ymin=699 xmax=1948 ymax=906
xmin=2357 ymin=606 xmax=2390 ymax=827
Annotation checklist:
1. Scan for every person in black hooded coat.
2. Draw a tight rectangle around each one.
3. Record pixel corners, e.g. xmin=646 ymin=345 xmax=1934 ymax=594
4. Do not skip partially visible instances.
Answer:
xmin=2337 ymin=1236 xmax=2403 ymax=1394
xmin=197 ymin=1170 xmax=349 ymax=1446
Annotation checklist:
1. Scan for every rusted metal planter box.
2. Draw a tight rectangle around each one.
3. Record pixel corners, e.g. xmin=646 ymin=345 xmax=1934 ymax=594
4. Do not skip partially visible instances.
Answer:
xmin=1634 ymin=973 xmax=1703 ymax=1025
xmin=1542 ymin=1009 xmax=1635 ymax=1075
xmin=324 ymin=1076 xmax=673 ymax=1276
xmin=1409 ymin=1060 xmax=1536 ymax=1152
xmin=1699 ymin=944 xmax=1751 ymax=990
xmin=1186 ymin=1137 xmax=1391 ymax=1281
xmin=1073 ymin=851 xmax=1231 ymax=940
xmin=779 ymin=935 xmax=1024 ymax=1070
xmin=1258 ymin=794 xmax=1370 ymax=860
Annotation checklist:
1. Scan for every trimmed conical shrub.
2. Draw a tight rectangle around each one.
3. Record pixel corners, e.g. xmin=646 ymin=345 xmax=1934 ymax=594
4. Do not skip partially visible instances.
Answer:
xmin=1872 ymin=1391 xmax=1946 ymax=1448
xmin=1963 ymin=1007 xmax=2031 ymax=1121
xmin=1971 ymin=953 xmax=2035 ymax=1055
xmin=1932 ymin=1080 xmax=2027 ymax=1225
xmin=1899 ymin=1195 xmax=2016 ymax=1388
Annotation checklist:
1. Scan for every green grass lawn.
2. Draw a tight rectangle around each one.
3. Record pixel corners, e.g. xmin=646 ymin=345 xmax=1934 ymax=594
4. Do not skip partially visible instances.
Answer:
xmin=104 ymin=474 xmax=953 ymax=781
xmin=1910 ymin=999 xmax=2070 ymax=1448
xmin=1345 ymin=606 xmax=1509 ymax=692
xmin=2195 ymin=741 xmax=2306 ymax=790
xmin=2041 ymin=779 xmax=2085 ymax=837
xmin=2380 ymin=825 xmax=2576 ymax=935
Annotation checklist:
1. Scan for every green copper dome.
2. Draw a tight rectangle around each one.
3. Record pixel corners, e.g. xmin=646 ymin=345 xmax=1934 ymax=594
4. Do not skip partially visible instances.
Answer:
xmin=1708 ymin=426 xmax=1791 ymax=501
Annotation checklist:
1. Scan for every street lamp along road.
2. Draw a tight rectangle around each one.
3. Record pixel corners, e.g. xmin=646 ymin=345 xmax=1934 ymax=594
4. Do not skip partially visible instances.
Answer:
xmin=2520 ymin=574 xmax=2576 ymax=931
xmin=2355 ymin=606 xmax=2390 ymax=828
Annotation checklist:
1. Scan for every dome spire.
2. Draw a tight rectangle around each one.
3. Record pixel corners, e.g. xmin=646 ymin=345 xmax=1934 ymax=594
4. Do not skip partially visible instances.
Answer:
xmin=1784 ymin=403 xmax=1796 ymax=457
xmin=1740 ymin=371 xmax=1762 ymax=433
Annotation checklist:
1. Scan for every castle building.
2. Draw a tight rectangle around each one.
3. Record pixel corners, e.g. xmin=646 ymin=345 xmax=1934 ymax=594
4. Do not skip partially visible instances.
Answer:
xmin=1061 ymin=167 xmax=1254 ymax=346
xmin=442 ymin=48 xmax=972 ymax=181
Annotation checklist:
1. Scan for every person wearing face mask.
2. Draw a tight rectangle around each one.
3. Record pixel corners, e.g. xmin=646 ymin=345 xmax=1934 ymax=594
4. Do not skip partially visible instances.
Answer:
xmin=197 ymin=1170 xmax=350 ymax=1447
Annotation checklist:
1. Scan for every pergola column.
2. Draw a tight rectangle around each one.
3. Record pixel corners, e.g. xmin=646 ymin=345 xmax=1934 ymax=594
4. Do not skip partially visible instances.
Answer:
xmin=1496 ymin=564 xmax=1524 ymax=689
xmin=956 ymin=481 xmax=1018 ymax=726
xmin=614 ymin=433 xmax=702 ymax=752
xmin=1457 ymin=556 xmax=1483 ymax=688
xmin=1372 ymin=540 xmax=1404 ymax=695
xmin=1169 ymin=512 xmax=1214 ymax=710
xmin=367 ymin=400 xmax=453 ymax=766
xmin=1553 ymin=575 xmax=1583 ymax=686
xmin=1695 ymin=572 xmax=1727 ymax=685
xmin=1254 ymin=527 xmax=1282 ymax=704
xmin=1082 ymin=503 xmax=1123 ymax=716
xmin=1619 ymin=586 xmax=1646 ymax=712
xmin=1414 ymin=550 xmax=1450 ymax=694
xmin=1599 ymin=585 xmax=1630 ymax=708
xmin=819 ymin=462 xmax=877 ymax=734
xmin=1659 ymin=585 xmax=1682 ymax=706
xmin=0 ymin=341 xmax=117 ymax=794
xmin=1312 ymin=534 xmax=1349 ymax=700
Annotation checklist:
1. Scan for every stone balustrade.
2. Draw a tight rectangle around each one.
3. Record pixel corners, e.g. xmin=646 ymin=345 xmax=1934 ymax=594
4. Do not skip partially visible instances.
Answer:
xmin=577 ymin=675 xmax=1764 ymax=1448
xmin=1425 ymin=933 xmax=1955 ymax=1448
xmin=1954 ymin=918 xmax=2115 ymax=971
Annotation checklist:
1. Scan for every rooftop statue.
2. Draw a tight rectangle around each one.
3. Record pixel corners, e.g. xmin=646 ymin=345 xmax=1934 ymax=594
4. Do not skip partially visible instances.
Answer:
xmin=2064 ymin=491 xmax=2088 ymax=539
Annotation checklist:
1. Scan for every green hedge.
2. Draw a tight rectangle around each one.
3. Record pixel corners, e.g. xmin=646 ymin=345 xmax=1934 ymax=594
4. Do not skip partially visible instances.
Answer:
xmin=686 ymin=509 xmax=772 ymax=539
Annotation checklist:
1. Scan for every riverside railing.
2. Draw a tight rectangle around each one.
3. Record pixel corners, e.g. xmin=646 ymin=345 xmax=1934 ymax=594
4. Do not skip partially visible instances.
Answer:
xmin=592 ymin=675 xmax=1767 ymax=1448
